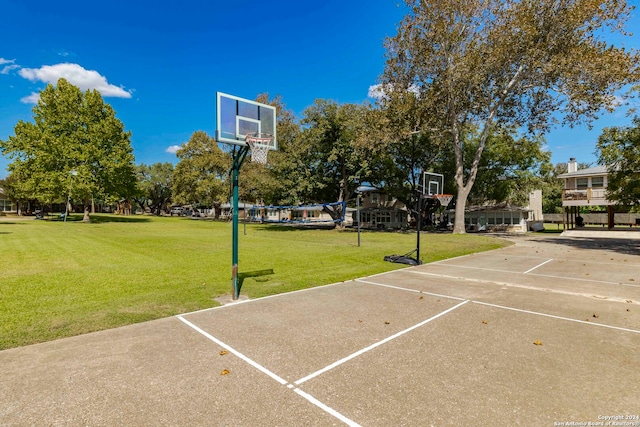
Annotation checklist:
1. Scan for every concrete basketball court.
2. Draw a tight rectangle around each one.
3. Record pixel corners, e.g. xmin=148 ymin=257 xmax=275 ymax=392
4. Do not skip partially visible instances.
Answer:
xmin=1 ymin=232 xmax=639 ymax=426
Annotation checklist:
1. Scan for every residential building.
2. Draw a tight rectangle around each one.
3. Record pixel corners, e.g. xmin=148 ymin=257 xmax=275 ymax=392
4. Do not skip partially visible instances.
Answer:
xmin=451 ymin=190 xmax=543 ymax=233
xmin=557 ymin=158 xmax=616 ymax=229
xmin=354 ymin=190 xmax=409 ymax=230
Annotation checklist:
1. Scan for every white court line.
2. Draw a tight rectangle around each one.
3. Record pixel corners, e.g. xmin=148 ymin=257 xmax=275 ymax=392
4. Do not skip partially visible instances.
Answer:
xmin=408 ymin=270 xmax=639 ymax=304
xmin=293 ymin=388 xmax=362 ymax=427
xmin=411 ymin=263 xmax=640 ymax=288
xmin=355 ymin=279 xmax=466 ymax=301
xmin=523 ymin=258 xmax=553 ymax=274
xmin=472 ymin=301 xmax=640 ymax=334
xmin=178 ymin=280 xmax=346 ymax=317
xmin=359 ymin=274 xmax=639 ymax=333
xmin=178 ymin=315 xmax=370 ymax=426
xmin=294 ymin=300 xmax=469 ymax=385
xmin=176 ymin=315 xmax=288 ymax=385
xmin=529 ymin=272 xmax=640 ymax=289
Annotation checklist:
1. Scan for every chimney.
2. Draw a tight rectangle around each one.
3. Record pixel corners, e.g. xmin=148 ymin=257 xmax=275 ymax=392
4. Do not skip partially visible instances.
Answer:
xmin=568 ymin=157 xmax=577 ymax=173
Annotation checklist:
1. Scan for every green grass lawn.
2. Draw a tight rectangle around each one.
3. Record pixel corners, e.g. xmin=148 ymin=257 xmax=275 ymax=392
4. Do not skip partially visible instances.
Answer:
xmin=0 ymin=214 xmax=511 ymax=349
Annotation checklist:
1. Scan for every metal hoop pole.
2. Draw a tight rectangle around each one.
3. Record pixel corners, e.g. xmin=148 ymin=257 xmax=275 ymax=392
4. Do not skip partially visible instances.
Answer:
xmin=231 ymin=145 xmax=249 ymax=300
xmin=416 ymin=194 xmax=422 ymax=263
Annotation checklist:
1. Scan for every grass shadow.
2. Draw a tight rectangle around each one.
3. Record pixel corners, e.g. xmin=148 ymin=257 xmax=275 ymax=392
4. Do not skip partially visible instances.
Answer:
xmin=79 ymin=215 xmax=152 ymax=224
xmin=238 ymin=269 xmax=275 ymax=292
xmin=253 ymin=223 xmax=337 ymax=232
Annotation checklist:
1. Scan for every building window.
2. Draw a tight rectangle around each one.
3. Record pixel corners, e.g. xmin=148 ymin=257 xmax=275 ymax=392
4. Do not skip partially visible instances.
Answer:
xmin=591 ymin=177 xmax=604 ymax=188
xmin=577 ymin=178 xmax=588 ymax=190
xmin=378 ymin=212 xmax=391 ymax=223
xmin=0 ymin=199 xmax=13 ymax=212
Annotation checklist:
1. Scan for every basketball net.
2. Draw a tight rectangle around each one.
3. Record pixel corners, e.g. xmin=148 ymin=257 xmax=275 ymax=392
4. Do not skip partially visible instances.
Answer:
xmin=433 ymin=194 xmax=453 ymax=207
xmin=245 ymin=133 xmax=273 ymax=164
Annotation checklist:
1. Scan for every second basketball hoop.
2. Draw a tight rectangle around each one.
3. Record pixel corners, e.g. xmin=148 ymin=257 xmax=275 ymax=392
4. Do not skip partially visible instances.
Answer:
xmin=433 ymin=193 xmax=453 ymax=207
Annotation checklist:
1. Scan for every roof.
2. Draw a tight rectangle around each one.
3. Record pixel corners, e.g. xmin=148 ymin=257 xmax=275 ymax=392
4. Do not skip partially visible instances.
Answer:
xmin=558 ymin=165 xmax=608 ymax=178
xmin=465 ymin=204 xmax=532 ymax=213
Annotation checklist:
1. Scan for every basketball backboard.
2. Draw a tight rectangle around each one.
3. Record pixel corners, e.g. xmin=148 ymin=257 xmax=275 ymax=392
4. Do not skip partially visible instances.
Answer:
xmin=423 ymin=172 xmax=444 ymax=196
xmin=216 ymin=92 xmax=277 ymax=150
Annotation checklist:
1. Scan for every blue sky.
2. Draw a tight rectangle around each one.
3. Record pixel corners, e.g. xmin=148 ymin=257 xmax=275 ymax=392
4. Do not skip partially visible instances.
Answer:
xmin=1 ymin=0 xmax=639 ymax=179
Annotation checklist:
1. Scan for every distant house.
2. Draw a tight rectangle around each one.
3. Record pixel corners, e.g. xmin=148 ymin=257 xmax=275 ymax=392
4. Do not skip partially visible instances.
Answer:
xmin=219 ymin=203 xmax=347 ymax=226
xmin=557 ymin=158 xmax=616 ymax=228
xmin=451 ymin=190 xmax=543 ymax=233
xmin=0 ymin=188 xmax=15 ymax=214
xmin=353 ymin=189 xmax=409 ymax=230
xmin=219 ymin=202 xmax=256 ymax=220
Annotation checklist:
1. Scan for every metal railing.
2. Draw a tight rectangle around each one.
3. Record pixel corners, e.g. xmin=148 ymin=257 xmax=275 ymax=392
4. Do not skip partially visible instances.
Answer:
xmin=562 ymin=188 xmax=607 ymax=202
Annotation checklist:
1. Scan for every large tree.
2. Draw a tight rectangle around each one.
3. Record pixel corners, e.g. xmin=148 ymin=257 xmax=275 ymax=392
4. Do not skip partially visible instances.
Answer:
xmin=134 ymin=162 xmax=174 ymax=215
xmin=455 ymin=127 xmax=551 ymax=207
xmin=597 ymin=117 xmax=640 ymax=206
xmin=172 ymin=131 xmax=229 ymax=214
xmin=382 ymin=0 xmax=640 ymax=233
xmin=369 ymin=91 xmax=448 ymax=223
xmin=255 ymin=94 xmax=303 ymax=205
xmin=285 ymin=100 xmax=374 ymax=222
xmin=0 ymin=78 xmax=136 ymax=221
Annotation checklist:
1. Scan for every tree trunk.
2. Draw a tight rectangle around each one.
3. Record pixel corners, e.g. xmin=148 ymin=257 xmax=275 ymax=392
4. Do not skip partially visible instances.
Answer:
xmin=452 ymin=185 xmax=469 ymax=234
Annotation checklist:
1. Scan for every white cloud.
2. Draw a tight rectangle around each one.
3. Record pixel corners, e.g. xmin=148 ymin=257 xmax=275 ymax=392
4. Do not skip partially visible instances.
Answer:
xmin=368 ymin=83 xmax=420 ymax=100
xmin=368 ymin=84 xmax=386 ymax=100
xmin=0 ymin=58 xmax=19 ymax=74
xmin=20 ymin=92 xmax=41 ymax=104
xmin=166 ymin=145 xmax=182 ymax=154
xmin=19 ymin=63 xmax=132 ymax=98
xmin=1 ymin=64 xmax=20 ymax=74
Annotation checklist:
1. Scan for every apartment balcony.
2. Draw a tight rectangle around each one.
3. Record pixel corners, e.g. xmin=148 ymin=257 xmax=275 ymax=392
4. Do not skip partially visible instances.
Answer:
xmin=562 ymin=188 xmax=613 ymax=206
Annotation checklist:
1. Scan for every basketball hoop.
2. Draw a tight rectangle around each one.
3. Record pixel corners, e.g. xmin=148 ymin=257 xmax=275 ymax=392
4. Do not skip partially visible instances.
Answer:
xmin=433 ymin=194 xmax=453 ymax=207
xmin=245 ymin=132 xmax=273 ymax=164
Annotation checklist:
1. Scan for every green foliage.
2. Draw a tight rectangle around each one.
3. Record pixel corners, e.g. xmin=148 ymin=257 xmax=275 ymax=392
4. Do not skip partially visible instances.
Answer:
xmin=0 ymin=78 xmax=136 ymax=216
xmin=541 ymin=163 xmax=567 ymax=214
xmin=462 ymin=128 xmax=552 ymax=206
xmin=254 ymin=94 xmax=303 ymax=205
xmin=597 ymin=117 xmax=640 ymax=206
xmin=276 ymin=100 xmax=374 ymax=220
xmin=135 ymin=162 xmax=174 ymax=214
xmin=369 ymin=91 xmax=448 ymax=220
xmin=172 ymin=131 xmax=229 ymax=209
xmin=382 ymin=0 xmax=640 ymax=232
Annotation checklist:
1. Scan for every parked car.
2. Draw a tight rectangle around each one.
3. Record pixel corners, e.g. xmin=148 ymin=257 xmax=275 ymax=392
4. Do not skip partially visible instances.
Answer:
xmin=170 ymin=207 xmax=184 ymax=216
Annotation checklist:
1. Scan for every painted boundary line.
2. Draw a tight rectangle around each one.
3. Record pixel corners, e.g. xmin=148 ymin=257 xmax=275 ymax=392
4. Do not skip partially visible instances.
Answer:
xmin=293 ymin=388 xmax=362 ymax=427
xmin=410 ymin=263 xmax=640 ymax=289
xmin=358 ymin=277 xmax=640 ymax=333
xmin=178 ymin=296 xmax=470 ymax=425
xmin=523 ymin=259 xmax=553 ymax=274
xmin=407 ymin=270 xmax=639 ymax=305
xmin=355 ymin=279 xmax=466 ymax=302
xmin=176 ymin=316 xmax=288 ymax=385
xmin=472 ymin=301 xmax=640 ymax=334
xmin=177 ymin=315 xmax=361 ymax=426
xmin=294 ymin=300 xmax=469 ymax=385
xmin=460 ymin=252 xmax=640 ymax=268
xmin=178 ymin=281 xmax=347 ymax=317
